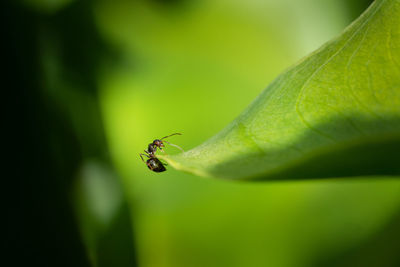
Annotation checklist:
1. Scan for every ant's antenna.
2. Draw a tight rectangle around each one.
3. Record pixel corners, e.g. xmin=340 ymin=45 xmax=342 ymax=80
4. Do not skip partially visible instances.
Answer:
xmin=163 ymin=141 xmax=184 ymax=152
xmin=161 ymin=133 xmax=182 ymax=140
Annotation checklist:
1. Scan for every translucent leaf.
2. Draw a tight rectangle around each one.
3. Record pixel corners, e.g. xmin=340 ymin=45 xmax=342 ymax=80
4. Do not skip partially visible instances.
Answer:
xmin=162 ymin=0 xmax=400 ymax=180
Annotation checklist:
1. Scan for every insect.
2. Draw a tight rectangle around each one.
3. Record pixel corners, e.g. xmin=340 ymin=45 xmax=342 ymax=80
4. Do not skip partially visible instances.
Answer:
xmin=140 ymin=133 xmax=184 ymax=172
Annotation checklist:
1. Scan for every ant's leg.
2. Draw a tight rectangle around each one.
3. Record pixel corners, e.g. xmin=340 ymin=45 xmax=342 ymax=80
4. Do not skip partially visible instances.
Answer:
xmin=163 ymin=141 xmax=184 ymax=152
xmin=139 ymin=153 xmax=149 ymax=162
xmin=161 ymin=133 xmax=182 ymax=140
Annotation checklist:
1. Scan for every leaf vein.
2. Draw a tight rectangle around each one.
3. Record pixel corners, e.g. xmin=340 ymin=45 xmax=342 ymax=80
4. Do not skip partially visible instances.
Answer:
xmin=294 ymin=0 xmax=386 ymax=141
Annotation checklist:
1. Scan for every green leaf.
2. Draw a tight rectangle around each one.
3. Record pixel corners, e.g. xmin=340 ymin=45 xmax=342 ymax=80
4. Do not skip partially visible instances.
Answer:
xmin=161 ymin=0 xmax=400 ymax=180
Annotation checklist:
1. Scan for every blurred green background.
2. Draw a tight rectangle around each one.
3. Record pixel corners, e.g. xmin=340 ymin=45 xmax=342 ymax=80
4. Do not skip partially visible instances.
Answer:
xmin=7 ymin=0 xmax=400 ymax=266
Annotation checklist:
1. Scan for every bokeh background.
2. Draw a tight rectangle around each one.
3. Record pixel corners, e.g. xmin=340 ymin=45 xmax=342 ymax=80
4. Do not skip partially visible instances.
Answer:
xmin=6 ymin=0 xmax=400 ymax=266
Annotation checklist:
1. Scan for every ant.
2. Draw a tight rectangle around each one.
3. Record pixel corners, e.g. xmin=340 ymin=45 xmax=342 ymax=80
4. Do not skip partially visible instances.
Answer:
xmin=140 ymin=133 xmax=184 ymax=172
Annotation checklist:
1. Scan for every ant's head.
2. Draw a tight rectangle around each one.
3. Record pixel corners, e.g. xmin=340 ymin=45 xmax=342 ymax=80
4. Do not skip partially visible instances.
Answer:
xmin=153 ymin=139 xmax=164 ymax=148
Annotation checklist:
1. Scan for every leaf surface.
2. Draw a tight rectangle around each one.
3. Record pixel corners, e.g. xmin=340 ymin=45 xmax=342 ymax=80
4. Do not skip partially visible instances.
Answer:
xmin=161 ymin=0 xmax=400 ymax=180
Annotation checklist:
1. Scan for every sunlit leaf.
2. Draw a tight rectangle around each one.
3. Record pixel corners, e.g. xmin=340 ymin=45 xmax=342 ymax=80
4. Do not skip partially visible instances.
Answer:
xmin=162 ymin=0 xmax=400 ymax=180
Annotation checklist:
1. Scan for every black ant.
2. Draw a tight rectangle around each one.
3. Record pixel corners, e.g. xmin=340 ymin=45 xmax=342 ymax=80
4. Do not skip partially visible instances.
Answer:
xmin=140 ymin=133 xmax=183 ymax=172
